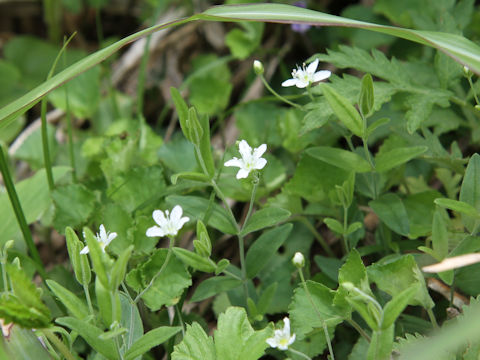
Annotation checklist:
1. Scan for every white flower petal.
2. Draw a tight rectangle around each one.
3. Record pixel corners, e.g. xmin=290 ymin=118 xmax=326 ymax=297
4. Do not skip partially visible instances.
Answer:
xmin=254 ymin=158 xmax=267 ymax=170
xmin=313 ymin=70 xmax=331 ymax=82
xmin=281 ymin=78 xmax=297 ymax=87
xmin=153 ymin=210 xmax=168 ymax=227
xmin=80 ymin=246 xmax=90 ymax=254
xmin=146 ymin=226 xmax=165 ymax=237
xmin=176 ymin=216 xmax=190 ymax=230
xmin=283 ymin=318 xmax=290 ymax=334
xmin=170 ymin=205 xmax=183 ymax=223
xmin=295 ymin=80 xmax=309 ymax=88
xmin=238 ymin=140 xmax=252 ymax=159
xmin=266 ymin=337 xmax=279 ymax=348
xmin=236 ymin=168 xmax=250 ymax=179
xmin=224 ymin=158 xmax=243 ymax=168
xmin=306 ymin=58 xmax=319 ymax=74
xmin=105 ymin=232 xmax=117 ymax=246
xmin=253 ymin=144 xmax=267 ymax=158
xmin=288 ymin=333 xmax=296 ymax=346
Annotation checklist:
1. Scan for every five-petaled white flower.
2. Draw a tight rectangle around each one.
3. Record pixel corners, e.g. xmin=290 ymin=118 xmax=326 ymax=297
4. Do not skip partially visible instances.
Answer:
xmin=266 ymin=317 xmax=296 ymax=351
xmin=281 ymin=58 xmax=331 ymax=88
xmin=80 ymin=224 xmax=117 ymax=254
xmin=224 ymin=140 xmax=267 ymax=179
xmin=146 ymin=205 xmax=190 ymax=238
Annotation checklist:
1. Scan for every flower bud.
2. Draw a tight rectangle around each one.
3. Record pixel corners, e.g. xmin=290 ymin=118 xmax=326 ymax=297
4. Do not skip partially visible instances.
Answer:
xmin=292 ymin=252 xmax=305 ymax=268
xmin=253 ymin=60 xmax=264 ymax=75
xmin=464 ymin=66 xmax=473 ymax=78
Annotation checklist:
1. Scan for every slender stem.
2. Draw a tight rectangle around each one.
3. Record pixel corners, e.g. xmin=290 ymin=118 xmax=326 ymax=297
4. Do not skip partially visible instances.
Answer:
xmin=175 ymin=304 xmax=186 ymax=337
xmin=42 ymin=329 xmax=76 ymax=360
xmin=83 ymin=283 xmax=95 ymax=317
xmin=342 ymin=205 xmax=349 ymax=254
xmin=260 ymin=75 xmax=303 ymax=109
xmin=0 ymin=146 xmax=47 ymax=280
xmin=362 ymin=138 xmax=377 ymax=200
xmin=41 ymin=99 xmax=55 ymax=191
xmin=299 ymin=269 xmax=335 ymax=360
xmin=114 ymin=335 xmax=124 ymax=360
xmin=292 ymin=216 xmax=335 ymax=257
xmin=136 ymin=34 xmax=152 ymax=119
xmin=240 ymin=175 xmax=259 ymax=233
xmin=427 ymin=308 xmax=438 ymax=329
xmin=346 ymin=318 xmax=371 ymax=342
xmin=288 ymin=348 xmax=312 ymax=360
xmin=63 ymin=41 xmax=76 ymax=182
xmin=134 ymin=238 xmax=174 ymax=303
xmin=467 ymin=75 xmax=480 ymax=105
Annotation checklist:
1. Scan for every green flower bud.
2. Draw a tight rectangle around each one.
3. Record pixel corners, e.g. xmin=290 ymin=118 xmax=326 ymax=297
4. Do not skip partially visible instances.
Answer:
xmin=253 ymin=60 xmax=264 ymax=75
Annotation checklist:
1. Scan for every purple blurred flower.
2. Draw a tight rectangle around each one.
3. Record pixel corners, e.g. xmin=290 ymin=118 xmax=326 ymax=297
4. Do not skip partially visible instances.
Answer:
xmin=291 ymin=1 xmax=311 ymax=33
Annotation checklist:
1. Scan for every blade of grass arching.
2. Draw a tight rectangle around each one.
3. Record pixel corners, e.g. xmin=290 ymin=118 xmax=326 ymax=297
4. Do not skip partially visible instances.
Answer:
xmin=198 ymin=3 xmax=480 ymax=75
xmin=0 ymin=16 xmax=195 ymax=130
xmin=0 ymin=146 xmax=47 ymax=281
xmin=41 ymin=32 xmax=77 ymax=191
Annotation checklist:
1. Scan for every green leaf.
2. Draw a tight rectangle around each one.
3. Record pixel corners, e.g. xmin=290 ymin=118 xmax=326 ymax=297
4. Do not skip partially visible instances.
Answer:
xmin=214 ymin=307 xmax=272 ymax=360
xmin=196 ymin=220 xmax=212 ymax=257
xmin=367 ymin=255 xmax=434 ymax=309
xmin=83 ymin=227 xmax=109 ymax=288
xmin=359 ymin=73 xmax=374 ymax=117
xmin=173 ymin=247 xmax=216 ymax=273
xmin=382 ymin=285 xmax=419 ymax=329
xmin=346 ymin=222 xmax=363 ymax=235
xmin=434 ymin=198 xmax=478 ymax=218
xmin=289 ymin=280 xmax=350 ymax=339
xmin=369 ymin=193 xmax=410 ymax=236
xmin=52 ymin=183 xmax=96 ymax=231
xmin=367 ymin=325 xmax=394 ymax=360
xmin=110 ymin=245 xmax=133 ymax=291
xmin=125 ymin=326 xmax=182 ymax=360
xmin=0 ymin=297 xmax=50 ymax=329
xmin=166 ymin=195 xmax=237 ymax=235
xmin=119 ymin=292 xmax=143 ymax=353
xmin=191 ymin=276 xmax=242 ymax=302
xmin=375 ymin=146 xmax=428 ymax=173
xmin=245 ymin=224 xmax=293 ymax=278
xmin=171 ymin=172 xmax=210 ymax=185
xmin=46 ymin=280 xmax=89 ymax=320
xmin=187 ymin=107 xmax=204 ymax=147
xmin=170 ymin=87 xmax=191 ymax=142
xmin=366 ymin=117 xmax=390 ymax=138
xmin=65 ymin=227 xmax=91 ymax=286
xmin=306 ymin=146 xmax=371 ymax=173
xmin=459 ymin=153 xmax=480 ymax=232
xmin=95 ymin=277 xmax=121 ymax=327
xmin=256 ymin=282 xmax=278 ymax=316
xmin=432 ymin=208 xmax=449 ymax=260
xmin=172 ymin=322 xmax=216 ymax=360
xmin=126 ymin=248 xmax=192 ymax=310
xmin=56 ymin=316 xmax=119 ymax=360
xmin=240 ymin=207 xmax=291 ymax=236
xmin=196 ymin=112 xmax=216 ymax=178
xmin=0 ymin=167 xmax=70 ymax=246
xmin=225 ymin=22 xmax=264 ymax=60
xmin=215 ymin=259 xmax=230 ymax=275
xmin=0 ymin=323 xmax=52 ymax=360
xmin=321 ymin=83 xmax=363 ymax=137
xmin=338 ymin=249 xmax=370 ymax=292
xmin=324 ymin=218 xmax=344 ymax=235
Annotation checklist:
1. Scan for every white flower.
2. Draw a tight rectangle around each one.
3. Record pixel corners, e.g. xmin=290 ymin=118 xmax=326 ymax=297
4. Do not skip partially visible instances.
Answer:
xmin=146 ymin=205 xmax=190 ymax=238
xmin=224 ymin=140 xmax=267 ymax=179
xmin=292 ymin=252 xmax=305 ymax=268
xmin=281 ymin=59 xmax=331 ymax=88
xmin=266 ymin=317 xmax=296 ymax=351
xmin=80 ymin=224 xmax=117 ymax=254
xmin=253 ymin=60 xmax=264 ymax=75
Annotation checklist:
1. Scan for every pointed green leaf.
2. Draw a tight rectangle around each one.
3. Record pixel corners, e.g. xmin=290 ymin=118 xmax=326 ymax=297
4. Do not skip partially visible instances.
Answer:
xmin=83 ymin=227 xmax=109 ymax=288
xmin=240 ymin=207 xmax=291 ymax=236
xmin=324 ymin=218 xmax=344 ymax=235
xmin=245 ymin=223 xmax=292 ymax=278
xmin=432 ymin=208 xmax=448 ymax=260
xmin=46 ymin=280 xmax=89 ymax=320
xmin=125 ymin=326 xmax=182 ymax=360
xmin=173 ymin=247 xmax=216 ymax=273
xmin=459 ymin=153 xmax=480 ymax=232
xmin=434 ymin=198 xmax=478 ymax=218
xmin=170 ymin=87 xmax=190 ymax=142
xmin=171 ymin=172 xmax=210 ymax=185
xmin=110 ymin=245 xmax=133 ymax=291
xmin=382 ymin=285 xmax=419 ymax=329
xmin=306 ymin=146 xmax=371 ymax=173
xmin=191 ymin=276 xmax=242 ymax=302
xmin=359 ymin=73 xmax=374 ymax=117
xmin=370 ymin=193 xmax=410 ymax=236
xmin=375 ymin=146 xmax=427 ymax=172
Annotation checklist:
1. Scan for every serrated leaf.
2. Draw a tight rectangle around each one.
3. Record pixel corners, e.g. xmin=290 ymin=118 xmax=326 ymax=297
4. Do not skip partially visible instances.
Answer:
xmin=338 ymin=249 xmax=370 ymax=293
xmin=46 ymin=280 xmax=89 ymax=320
xmin=240 ymin=207 xmax=290 ymax=236
xmin=245 ymin=224 xmax=292 ymax=278
xmin=306 ymin=146 xmax=371 ymax=173
xmin=375 ymin=146 xmax=427 ymax=172
xmin=173 ymin=247 xmax=216 ymax=272
xmin=215 ymin=307 xmax=272 ymax=360
xmin=172 ymin=322 xmax=216 ymax=360
xmin=191 ymin=276 xmax=242 ymax=302
xmin=125 ymin=326 xmax=182 ymax=360
xmin=56 ymin=316 xmax=118 ymax=360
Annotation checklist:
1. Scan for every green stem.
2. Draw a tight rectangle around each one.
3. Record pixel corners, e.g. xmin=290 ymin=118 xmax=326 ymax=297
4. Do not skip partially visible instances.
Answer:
xmin=260 ymin=74 xmax=303 ymax=109
xmin=83 ymin=283 xmax=95 ymax=317
xmin=42 ymin=329 xmax=76 ymax=360
xmin=288 ymin=348 xmax=312 ymax=360
xmin=0 ymin=146 xmax=47 ymax=280
xmin=134 ymin=237 xmax=174 ymax=303
xmin=41 ymin=99 xmax=55 ymax=191
xmin=467 ymin=75 xmax=480 ymax=105
xmin=175 ymin=304 xmax=186 ymax=337
xmin=299 ymin=269 xmax=335 ymax=360
xmin=136 ymin=34 xmax=152 ymax=119
xmin=240 ymin=174 xmax=259 ymax=233
xmin=346 ymin=318 xmax=371 ymax=342
xmin=342 ymin=205 xmax=349 ymax=254
xmin=427 ymin=308 xmax=438 ymax=329
xmin=362 ymin=138 xmax=377 ymax=199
